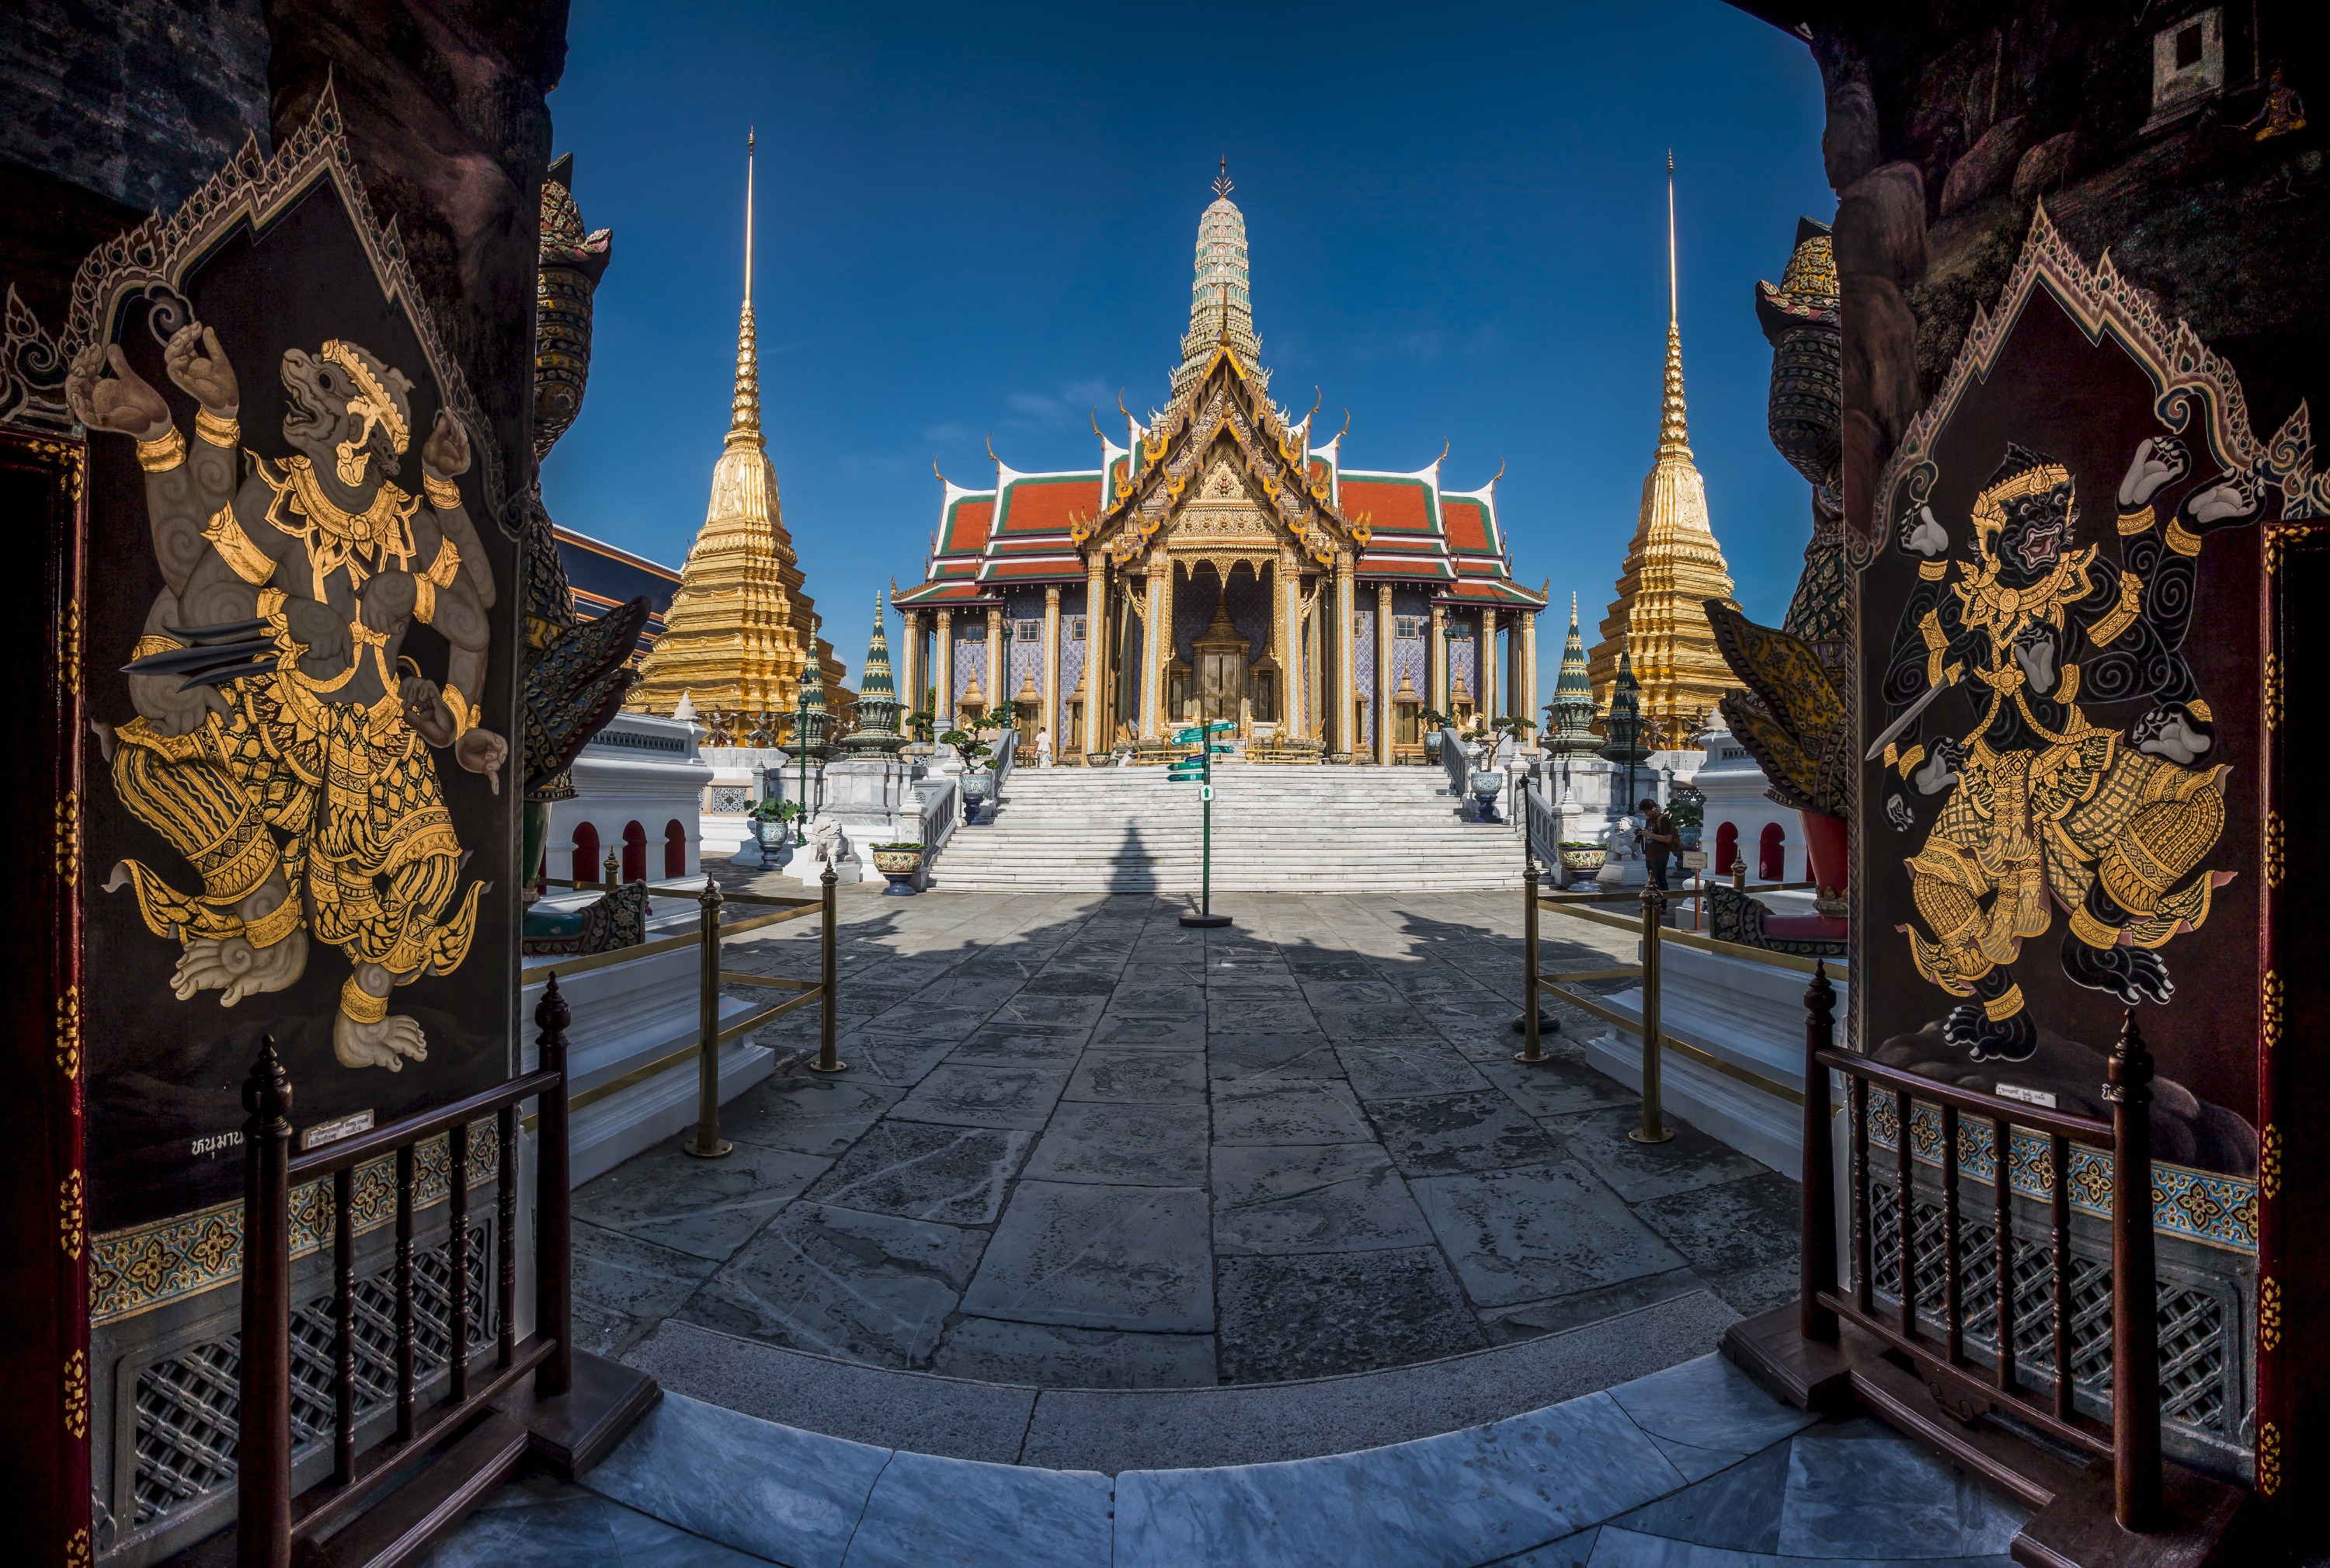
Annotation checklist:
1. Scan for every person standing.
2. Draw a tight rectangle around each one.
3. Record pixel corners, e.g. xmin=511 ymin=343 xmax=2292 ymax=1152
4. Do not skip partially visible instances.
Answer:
xmin=1037 ymin=726 xmax=1053 ymax=767
xmin=1638 ymin=797 xmax=1676 ymax=892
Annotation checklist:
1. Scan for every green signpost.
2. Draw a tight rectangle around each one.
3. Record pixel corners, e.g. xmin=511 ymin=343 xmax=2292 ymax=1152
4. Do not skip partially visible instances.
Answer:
xmin=1174 ymin=720 xmax=1235 ymax=928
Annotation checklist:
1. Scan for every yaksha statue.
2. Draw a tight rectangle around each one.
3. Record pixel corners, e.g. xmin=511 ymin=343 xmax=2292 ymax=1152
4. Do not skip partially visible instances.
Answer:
xmin=1880 ymin=438 xmax=2257 ymax=1062
xmin=69 ymin=323 xmax=506 ymax=1071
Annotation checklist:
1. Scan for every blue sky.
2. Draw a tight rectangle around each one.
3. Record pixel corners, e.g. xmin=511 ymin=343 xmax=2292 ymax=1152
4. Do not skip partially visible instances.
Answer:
xmin=543 ymin=0 xmax=1832 ymax=697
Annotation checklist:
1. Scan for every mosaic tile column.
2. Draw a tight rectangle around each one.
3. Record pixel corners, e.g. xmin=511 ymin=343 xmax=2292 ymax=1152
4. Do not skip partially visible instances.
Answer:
xmin=1084 ymin=556 xmax=1108 ymax=756
xmin=1430 ymin=603 xmax=1448 ymax=714
xmin=1042 ymin=586 xmax=1061 ymax=753
xmin=1520 ymin=611 xmax=1539 ymax=735
xmin=1276 ymin=547 xmax=1305 ymax=740
xmin=1333 ymin=552 xmax=1356 ymax=760
xmin=1376 ymin=582 xmax=1394 ymax=764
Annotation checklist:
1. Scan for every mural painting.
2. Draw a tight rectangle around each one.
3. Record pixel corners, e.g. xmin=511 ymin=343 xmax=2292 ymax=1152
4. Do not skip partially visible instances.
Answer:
xmin=1859 ymin=205 xmax=2319 ymax=1184
xmin=64 ymin=105 xmax=520 ymax=1234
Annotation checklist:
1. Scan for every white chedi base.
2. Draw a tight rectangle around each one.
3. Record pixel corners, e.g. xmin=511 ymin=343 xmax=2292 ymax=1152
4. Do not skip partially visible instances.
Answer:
xmin=520 ymin=884 xmax=771 ymax=1186
xmin=1581 ymin=937 xmax=1848 ymax=1175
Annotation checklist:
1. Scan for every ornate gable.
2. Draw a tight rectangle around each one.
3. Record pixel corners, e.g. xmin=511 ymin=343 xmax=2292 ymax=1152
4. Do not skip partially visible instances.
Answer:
xmin=1073 ymin=348 xmax=1366 ymax=566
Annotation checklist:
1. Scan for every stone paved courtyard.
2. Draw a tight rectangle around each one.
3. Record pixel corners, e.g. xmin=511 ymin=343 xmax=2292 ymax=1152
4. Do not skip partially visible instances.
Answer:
xmin=567 ymin=878 xmax=1800 ymax=1389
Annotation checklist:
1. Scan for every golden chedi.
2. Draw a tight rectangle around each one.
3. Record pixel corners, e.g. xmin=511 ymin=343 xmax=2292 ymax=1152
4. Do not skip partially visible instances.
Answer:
xmin=629 ymin=131 xmax=846 ymax=723
xmin=1588 ymin=157 xmax=1741 ymax=739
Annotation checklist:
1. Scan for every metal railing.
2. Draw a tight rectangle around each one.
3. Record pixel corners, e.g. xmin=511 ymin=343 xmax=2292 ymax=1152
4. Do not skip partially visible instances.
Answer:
xmin=521 ymin=869 xmax=843 ymax=1147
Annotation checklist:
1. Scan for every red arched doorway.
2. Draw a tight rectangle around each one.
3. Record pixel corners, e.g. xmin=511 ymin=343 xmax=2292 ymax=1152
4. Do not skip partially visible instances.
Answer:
xmin=1713 ymin=822 xmax=1738 ymax=881
xmin=664 ymin=819 xmax=688 ymax=878
xmin=622 ymin=820 xmax=647 ymax=882
xmin=1758 ymin=822 xmax=1786 ymax=882
xmin=572 ymin=821 xmax=600 ymax=885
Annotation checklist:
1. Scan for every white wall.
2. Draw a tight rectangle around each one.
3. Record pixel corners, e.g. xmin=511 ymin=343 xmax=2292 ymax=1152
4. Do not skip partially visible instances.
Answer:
xmin=547 ymin=714 xmax=712 ymax=882
xmin=1693 ymin=728 xmax=1803 ymax=883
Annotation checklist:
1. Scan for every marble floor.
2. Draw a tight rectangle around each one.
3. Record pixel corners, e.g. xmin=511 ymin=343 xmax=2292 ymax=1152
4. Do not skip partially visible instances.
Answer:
xmin=565 ymin=877 xmax=1800 ymax=1389
xmin=418 ymin=1351 xmax=2032 ymax=1567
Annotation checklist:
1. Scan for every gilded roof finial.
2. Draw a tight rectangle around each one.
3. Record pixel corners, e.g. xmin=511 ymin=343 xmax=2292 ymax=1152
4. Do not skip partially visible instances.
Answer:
xmin=1657 ymin=150 xmax=1688 ymax=456
xmin=728 ymin=127 xmax=762 ymax=443
xmin=1215 ymin=156 xmax=1233 ymax=199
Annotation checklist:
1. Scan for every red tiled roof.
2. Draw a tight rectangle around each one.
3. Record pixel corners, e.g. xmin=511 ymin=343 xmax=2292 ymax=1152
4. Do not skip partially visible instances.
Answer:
xmin=983 ymin=555 xmax=1081 ymax=580
xmin=1358 ymin=552 xmax=1453 ymax=579
xmin=1340 ymin=476 xmax=1434 ymax=534
xmin=940 ymin=497 xmax=994 ymax=555
xmin=1442 ymin=497 xmax=1492 ymax=554
xmin=996 ymin=474 xmax=1103 ymax=536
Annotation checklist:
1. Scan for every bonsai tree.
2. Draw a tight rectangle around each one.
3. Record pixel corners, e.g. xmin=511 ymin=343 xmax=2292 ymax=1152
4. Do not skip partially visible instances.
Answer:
xmin=905 ymin=708 xmax=937 ymax=743
xmin=938 ymin=728 xmax=994 ymax=769
xmin=1417 ymin=708 xmax=1455 ymax=734
xmin=1490 ymin=714 xmax=1536 ymax=742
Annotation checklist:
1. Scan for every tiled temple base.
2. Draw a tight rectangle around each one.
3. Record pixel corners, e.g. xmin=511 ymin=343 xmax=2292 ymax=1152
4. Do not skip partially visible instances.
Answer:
xmin=420 ymin=1354 xmax=2029 ymax=1566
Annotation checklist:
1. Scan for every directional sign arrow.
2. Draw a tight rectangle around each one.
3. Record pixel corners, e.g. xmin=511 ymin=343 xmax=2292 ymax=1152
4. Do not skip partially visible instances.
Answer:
xmin=1170 ymin=728 xmax=1202 ymax=744
xmin=1205 ymin=720 xmax=1236 ymax=732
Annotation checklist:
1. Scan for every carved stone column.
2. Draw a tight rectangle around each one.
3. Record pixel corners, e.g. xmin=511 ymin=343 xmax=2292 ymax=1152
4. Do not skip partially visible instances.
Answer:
xmin=1140 ymin=555 xmax=1168 ymax=740
xmin=1481 ymin=607 xmax=1500 ymax=721
xmin=1276 ymin=545 xmax=1305 ymax=740
xmin=1042 ymin=584 xmax=1061 ymax=750
xmin=934 ymin=607 xmax=954 ymax=728
xmin=1333 ymin=551 xmax=1356 ymax=760
xmin=1375 ymin=582 xmax=1394 ymax=765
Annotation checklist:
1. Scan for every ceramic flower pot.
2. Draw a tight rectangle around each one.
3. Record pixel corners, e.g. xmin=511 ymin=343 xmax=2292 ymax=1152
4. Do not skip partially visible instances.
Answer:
xmin=871 ymin=844 xmax=924 ymax=895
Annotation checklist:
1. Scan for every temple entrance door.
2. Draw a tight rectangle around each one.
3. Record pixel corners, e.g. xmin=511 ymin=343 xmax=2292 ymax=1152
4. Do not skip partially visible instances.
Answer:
xmin=1191 ymin=593 xmax=1250 ymax=726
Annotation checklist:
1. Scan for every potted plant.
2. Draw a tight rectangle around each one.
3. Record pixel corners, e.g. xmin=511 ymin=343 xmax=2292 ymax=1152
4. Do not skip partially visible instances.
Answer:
xmin=871 ymin=842 xmax=925 ymax=895
xmin=940 ymin=728 xmax=996 ymax=822
xmin=1418 ymin=709 xmax=1453 ymax=760
xmin=1557 ymin=840 xmax=1608 ymax=887
xmin=749 ymin=795 xmax=800 ymax=851
xmin=1668 ymin=793 xmax=1704 ymax=852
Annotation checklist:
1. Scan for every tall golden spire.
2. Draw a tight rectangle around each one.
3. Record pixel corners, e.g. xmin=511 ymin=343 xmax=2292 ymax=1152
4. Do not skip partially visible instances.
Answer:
xmin=1586 ymin=151 xmax=1741 ymax=739
xmin=629 ymin=128 xmax=844 ymax=721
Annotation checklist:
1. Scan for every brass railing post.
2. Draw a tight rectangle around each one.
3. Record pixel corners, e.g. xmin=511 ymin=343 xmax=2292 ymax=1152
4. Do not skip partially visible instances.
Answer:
xmin=809 ymin=864 xmax=847 ymax=1073
xmin=2106 ymin=1009 xmax=2163 ymax=1530
xmin=1800 ymin=962 xmax=1840 ymax=1343
xmin=684 ymin=880 xmax=735 ymax=1156
xmin=1629 ymin=886 xmax=1673 ymax=1144
xmin=535 ymin=975 xmax=574 ymax=1398
xmin=1514 ymin=848 xmax=1546 ymax=1065
xmin=236 ymin=1037 xmax=293 ymax=1568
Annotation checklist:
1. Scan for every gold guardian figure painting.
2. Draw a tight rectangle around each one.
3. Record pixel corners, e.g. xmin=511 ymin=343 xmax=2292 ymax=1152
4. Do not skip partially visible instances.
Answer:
xmin=71 ymin=327 xmax=503 ymax=1072
xmin=67 ymin=101 xmax=521 ymax=1232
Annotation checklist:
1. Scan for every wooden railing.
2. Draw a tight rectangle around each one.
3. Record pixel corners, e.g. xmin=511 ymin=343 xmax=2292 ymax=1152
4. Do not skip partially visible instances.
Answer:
xmin=231 ymin=979 xmax=579 ymax=1566
xmin=1798 ymin=968 xmax=2165 ymax=1530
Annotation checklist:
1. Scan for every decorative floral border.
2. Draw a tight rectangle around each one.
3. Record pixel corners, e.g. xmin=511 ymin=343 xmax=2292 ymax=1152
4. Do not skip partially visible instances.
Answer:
xmin=1865 ymin=1096 xmax=2257 ymax=1255
xmin=1860 ymin=200 xmax=2326 ymax=573
xmin=87 ymin=1124 xmax=501 ymax=1325
xmin=54 ymin=82 xmax=503 ymax=517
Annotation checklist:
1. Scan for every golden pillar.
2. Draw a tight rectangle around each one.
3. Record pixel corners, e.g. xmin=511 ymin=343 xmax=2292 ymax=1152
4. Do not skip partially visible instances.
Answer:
xmin=1139 ymin=556 xmax=1166 ymax=740
xmin=1429 ymin=602 xmax=1447 ymax=715
xmin=899 ymin=610 xmax=922 ymax=723
xmin=1042 ymin=585 xmax=1061 ymax=749
xmin=1332 ymin=551 xmax=1356 ymax=760
xmin=1375 ymin=582 xmax=1394 ymax=765
xmin=1083 ymin=555 xmax=1108 ymax=757
xmin=1520 ymin=610 xmax=1539 ymax=739
xmin=1275 ymin=546 xmax=1304 ymax=741
xmin=1481 ymin=607 xmax=1500 ymax=721
xmin=986 ymin=604 xmax=1005 ymax=724
xmin=934 ymin=607 xmax=954 ymax=728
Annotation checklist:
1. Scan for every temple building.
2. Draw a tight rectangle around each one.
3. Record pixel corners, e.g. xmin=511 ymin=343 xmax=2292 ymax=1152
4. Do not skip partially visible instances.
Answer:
xmin=892 ymin=167 xmax=1545 ymax=763
xmin=626 ymin=132 xmax=851 ymax=735
xmin=555 ymin=525 xmax=680 ymax=658
xmin=1586 ymin=159 xmax=1741 ymax=743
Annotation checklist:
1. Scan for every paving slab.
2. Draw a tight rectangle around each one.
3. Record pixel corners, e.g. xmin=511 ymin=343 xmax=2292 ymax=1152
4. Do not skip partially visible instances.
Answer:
xmin=729 ymin=1075 xmax=906 ymax=1159
xmin=1411 ymin=1162 xmax=1692 ymax=1308
xmin=682 ymin=1201 xmax=986 ymax=1368
xmin=1365 ymin=1089 xmax=1566 ymax=1175
xmin=1209 ymin=1142 xmax=1434 ymax=1256
xmin=1022 ymin=1101 xmax=1209 ymax=1185
xmin=1211 ymin=1080 xmax=1372 ymax=1145
xmin=803 ymin=1119 xmax=1031 ymax=1224
xmin=960 ymin=1180 xmax=1214 ymax=1333
xmin=1215 ymin=1246 xmax=1485 ymax=1383
xmin=889 ymin=1062 xmax=1070 ymax=1130
xmin=572 ymin=1140 xmax=830 ymax=1261
xmin=1062 ymin=1048 xmax=1206 ymax=1103
xmin=572 ymin=1222 xmax=721 ymax=1319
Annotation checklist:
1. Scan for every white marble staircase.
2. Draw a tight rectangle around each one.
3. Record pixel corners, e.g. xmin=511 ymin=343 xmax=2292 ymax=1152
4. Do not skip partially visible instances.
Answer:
xmin=924 ymin=763 xmax=1527 ymax=893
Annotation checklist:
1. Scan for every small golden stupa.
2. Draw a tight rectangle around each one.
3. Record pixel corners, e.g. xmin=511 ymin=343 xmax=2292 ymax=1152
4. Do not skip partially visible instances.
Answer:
xmin=1587 ymin=155 xmax=1741 ymax=739
xmin=628 ymin=130 xmax=847 ymax=723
